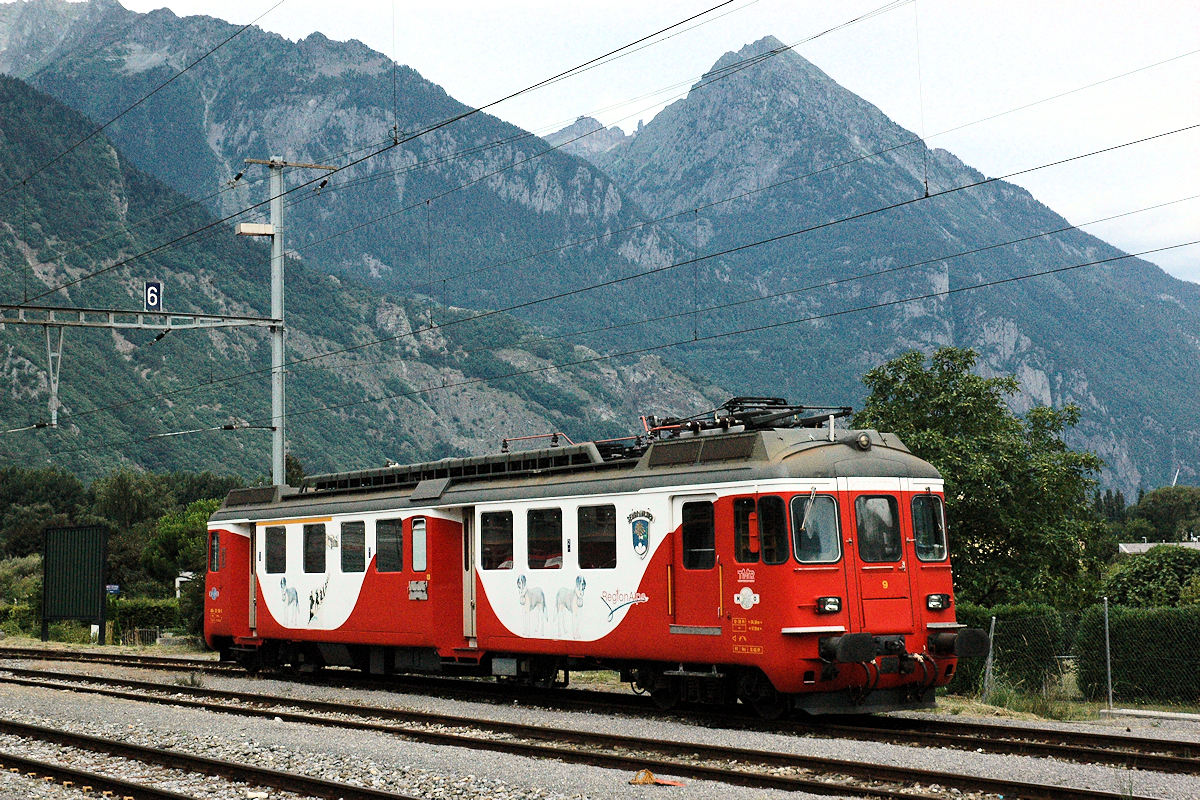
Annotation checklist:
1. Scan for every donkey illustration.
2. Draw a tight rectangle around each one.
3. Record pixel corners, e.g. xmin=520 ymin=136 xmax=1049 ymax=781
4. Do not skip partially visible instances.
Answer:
xmin=554 ymin=575 xmax=587 ymax=639
xmin=516 ymin=574 xmax=546 ymax=636
xmin=279 ymin=577 xmax=300 ymax=627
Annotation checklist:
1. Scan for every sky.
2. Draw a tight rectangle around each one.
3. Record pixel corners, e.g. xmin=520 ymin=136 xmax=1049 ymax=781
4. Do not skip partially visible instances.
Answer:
xmin=106 ymin=0 xmax=1200 ymax=283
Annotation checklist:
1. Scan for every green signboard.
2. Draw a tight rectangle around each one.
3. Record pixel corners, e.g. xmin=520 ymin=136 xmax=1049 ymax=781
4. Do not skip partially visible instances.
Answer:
xmin=42 ymin=525 xmax=109 ymax=643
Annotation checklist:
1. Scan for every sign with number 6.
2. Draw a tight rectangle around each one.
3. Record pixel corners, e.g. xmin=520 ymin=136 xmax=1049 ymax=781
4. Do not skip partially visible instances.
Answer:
xmin=144 ymin=280 xmax=162 ymax=311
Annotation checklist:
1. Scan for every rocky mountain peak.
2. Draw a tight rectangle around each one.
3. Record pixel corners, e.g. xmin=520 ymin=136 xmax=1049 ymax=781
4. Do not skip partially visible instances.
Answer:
xmin=544 ymin=115 xmax=634 ymax=160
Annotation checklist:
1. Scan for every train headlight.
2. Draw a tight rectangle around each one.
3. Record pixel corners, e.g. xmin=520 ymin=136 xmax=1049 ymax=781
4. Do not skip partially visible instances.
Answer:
xmin=816 ymin=596 xmax=841 ymax=614
xmin=855 ymin=433 xmax=872 ymax=450
xmin=926 ymin=593 xmax=951 ymax=610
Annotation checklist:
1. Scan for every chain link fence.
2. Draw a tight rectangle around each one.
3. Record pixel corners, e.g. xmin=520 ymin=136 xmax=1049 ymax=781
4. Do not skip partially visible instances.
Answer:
xmin=960 ymin=602 xmax=1200 ymax=711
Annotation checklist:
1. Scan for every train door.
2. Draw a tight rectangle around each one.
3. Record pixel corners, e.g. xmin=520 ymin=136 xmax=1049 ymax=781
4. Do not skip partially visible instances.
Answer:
xmin=462 ymin=506 xmax=477 ymax=639
xmin=842 ymin=479 xmax=916 ymax=634
xmin=248 ymin=526 xmax=258 ymax=634
xmin=669 ymin=494 xmax=723 ymax=635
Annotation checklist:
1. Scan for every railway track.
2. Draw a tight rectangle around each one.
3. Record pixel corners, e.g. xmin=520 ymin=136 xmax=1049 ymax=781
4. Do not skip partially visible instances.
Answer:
xmin=0 ymin=716 xmax=424 ymax=800
xmin=0 ymin=665 xmax=1179 ymax=800
xmin=2 ymin=645 xmax=1193 ymax=774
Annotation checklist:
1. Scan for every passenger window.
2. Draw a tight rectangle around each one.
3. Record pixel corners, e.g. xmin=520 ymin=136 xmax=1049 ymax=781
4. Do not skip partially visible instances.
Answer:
xmin=303 ymin=523 xmax=326 ymax=573
xmin=855 ymin=496 xmax=902 ymax=563
xmin=341 ymin=521 xmax=365 ymax=573
xmin=376 ymin=518 xmax=403 ymax=572
xmin=912 ymin=494 xmax=948 ymax=561
xmin=208 ymin=531 xmax=220 ymax=572
xmin=791 ymin=495 xmax=841 ymax=564
xmin=412 ymin=517 xmax=427 ymax=572
xmin=681 ymin=501 xmax=715 ymax=570
xmin=481 ymin=511 xmax=514 ymax=570
xmin=578 ymin=505 xmax=616 ymax=569
xmin=528 ymin=508 xmax=562 ymax=569
xmin=733 ymin=497 xmax=759 ymax=563
xmin=264 ymin=526 xmax=286 ymax=574
xmin=758 ymin=496 xmax=788 ymax=565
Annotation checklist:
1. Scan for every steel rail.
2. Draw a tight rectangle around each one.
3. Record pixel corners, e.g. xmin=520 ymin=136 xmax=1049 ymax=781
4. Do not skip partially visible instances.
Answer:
xmin=0 ymin=668 xmax=1170 ymax=800
xmin=0 ymin=717 xmax=422 ymax=800
xmin=3 ymin=646 xmax=1194 ymax=770
xmin=0 ymin=747 xmax=197 ymax=800
xmin=4 ymin=645 xmax=1195 ymax=771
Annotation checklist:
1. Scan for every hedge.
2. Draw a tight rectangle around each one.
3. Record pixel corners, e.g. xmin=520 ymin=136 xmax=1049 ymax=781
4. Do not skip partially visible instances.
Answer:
xmin=946 ymin=602 xmax=1064 ymax=695
xmin=106 ymin=597 xmax=180 ymax=641
xmin=1073 ymin=604 xmax=1200 ymax=703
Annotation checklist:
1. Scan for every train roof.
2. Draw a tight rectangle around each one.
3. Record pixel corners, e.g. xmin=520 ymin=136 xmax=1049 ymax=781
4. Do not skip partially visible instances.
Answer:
xmin=210 ymin=424 xmax=941 ymax=523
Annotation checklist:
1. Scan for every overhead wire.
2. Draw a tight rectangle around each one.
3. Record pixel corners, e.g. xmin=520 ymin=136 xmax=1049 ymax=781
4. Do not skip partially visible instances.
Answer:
xmin=257 ymin=122 xmax=1200 ymax=373
xmin=41 ymin=127 xmax=1200 ymax=427
xmin=290 ymin=39 xmax=1200 ymax=301
xmin=41 ymin=237 xmax=1199 ymax=456
xmin=13 ymin=0 xmax=745 ymax=305
xmin=292 ymin=194 xmax=1200 ymax=376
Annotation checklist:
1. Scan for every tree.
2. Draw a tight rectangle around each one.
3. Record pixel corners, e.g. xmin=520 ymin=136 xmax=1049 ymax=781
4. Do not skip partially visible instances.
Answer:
xmin=1130 ymin=486 xmax=1200 ymax=542
xmin=90 ymin=468 xmax=175 ymax=531
xmin=854 ymin=347 xmax=1107 ymax=608
xmin=142 ymin=498 xmax=222 ymax=582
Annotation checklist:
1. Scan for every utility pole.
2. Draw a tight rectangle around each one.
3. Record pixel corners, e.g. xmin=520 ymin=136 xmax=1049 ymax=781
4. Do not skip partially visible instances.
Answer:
xmin=238 ymin=157 xmax=336 ymax=486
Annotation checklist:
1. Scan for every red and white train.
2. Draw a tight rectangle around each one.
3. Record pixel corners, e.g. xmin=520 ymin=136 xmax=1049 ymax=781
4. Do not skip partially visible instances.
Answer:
xmin=205 ymin=398 xmax=986 ymax=715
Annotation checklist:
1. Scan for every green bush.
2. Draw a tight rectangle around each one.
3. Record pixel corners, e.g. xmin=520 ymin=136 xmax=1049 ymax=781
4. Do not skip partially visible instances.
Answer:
xmin=0 ymin=602 xmax=37 ymax=634
xmin=1073 ymin=604 xmax=1200 ymax=703
xmin=946 ymin=602 xmax=1064 ymax=695
xmin=1104 ymin=545 xmax=1200 ymax=607
xmin=106 ymin=596 xmax=179 ymax=641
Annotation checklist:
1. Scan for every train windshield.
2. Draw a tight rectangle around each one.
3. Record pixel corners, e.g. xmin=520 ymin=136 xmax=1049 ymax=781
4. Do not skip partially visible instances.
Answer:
xmin=791 ymin=495 xmax=840 ymax=563
xmin=855 ymin=496 xmax=901 ymax=562
xmin=912 ymin=494 xmax=948 ymax=561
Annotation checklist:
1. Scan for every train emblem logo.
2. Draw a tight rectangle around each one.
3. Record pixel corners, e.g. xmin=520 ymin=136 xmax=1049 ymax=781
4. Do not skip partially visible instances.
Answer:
xmin=628 ymin=510 xmax=653 ymax=559
xmin=734 ymin=587 xmax=760 ymax=610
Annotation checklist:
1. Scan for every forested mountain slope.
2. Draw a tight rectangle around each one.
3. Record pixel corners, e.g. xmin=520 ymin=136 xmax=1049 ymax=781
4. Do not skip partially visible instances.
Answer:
xmin=0 ymin=74 xmax=720 ymax=480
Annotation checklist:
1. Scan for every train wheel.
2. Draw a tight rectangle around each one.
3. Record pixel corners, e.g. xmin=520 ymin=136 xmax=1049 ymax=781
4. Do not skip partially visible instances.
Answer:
xmin=738 ymin=670 xmax=788 ymax=719
xmin=651 ymin=682 xmax=681 ymax=710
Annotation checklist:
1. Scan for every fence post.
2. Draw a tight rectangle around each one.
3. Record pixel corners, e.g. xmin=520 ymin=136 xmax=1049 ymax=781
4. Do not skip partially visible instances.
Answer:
xmin=982 ymin=615 xmax=997 ymax=701
xmin=1103 ymin=596 xmax=1113 ymax=710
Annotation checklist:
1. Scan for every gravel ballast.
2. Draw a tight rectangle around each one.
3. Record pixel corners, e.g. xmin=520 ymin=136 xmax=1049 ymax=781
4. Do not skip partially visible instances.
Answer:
xmin=1 ymin=657 xmax=1198 ymax=800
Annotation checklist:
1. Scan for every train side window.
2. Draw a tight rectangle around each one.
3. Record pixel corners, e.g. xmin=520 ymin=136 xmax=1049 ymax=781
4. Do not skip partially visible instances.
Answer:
xmin=579 ymin=505 xmax=617 ymax=569
xmin=412 ymin=517 xmax=428 ymax=572
xmin=481 ymin=511 xmax=514 ymax=570
xmin=303 ymin=523 xmax=326 ymax=573
xmin=791 ymin=495 xmax=841 ymax=563
xmin=341 ymin=521 xmax=365 ymax=573
xmin=912 ymin=494 xmax=948 ymax=561
xmin=855 ymin=496 xmax=902 ymax=563
xmin=528 ymin=508 xmax=562 ymax=569
xmin=681 ymin=501 xmax=715 ymax=570
xmin=208 ymin=531 xmax=220 ymax=572
xmin=265 ymin=526 xmax=286 ymax=573
xmin=733 ymin=497 xmax=759 ymax=563
xmin=758 ymin=496 xmax=788 ymax=565
xmin=376 ymin=518 xmax=403 ymax=572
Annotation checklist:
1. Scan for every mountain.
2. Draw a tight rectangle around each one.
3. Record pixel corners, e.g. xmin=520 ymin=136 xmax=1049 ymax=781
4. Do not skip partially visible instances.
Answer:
xmin=0 ymin=0 xmax=696 ymax=337
xmin=3 ymin=3 xmax=1198 ymax=491
xmin=0 ymin=73 xmax=721 ymax=480
xmin=544 ymin=116 xmax=635 ymax=161
xmin=568 ymin=36 xmax=1200 ymax=491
